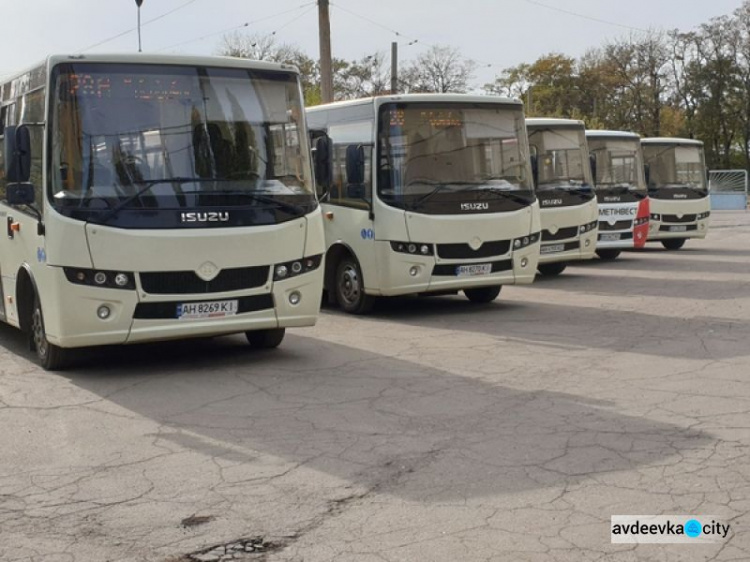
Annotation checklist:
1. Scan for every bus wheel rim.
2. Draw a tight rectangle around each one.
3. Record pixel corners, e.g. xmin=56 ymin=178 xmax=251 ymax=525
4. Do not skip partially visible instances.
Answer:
xmin=32 ymin=308 xmax=48 ymax=358
xmin=340 ymin=265 xmax=361 ymax=305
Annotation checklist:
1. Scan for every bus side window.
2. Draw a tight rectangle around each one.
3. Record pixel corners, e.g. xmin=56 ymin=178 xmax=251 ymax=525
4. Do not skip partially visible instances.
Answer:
xmin=0 ymin=106 xmax=6 ymax=193
xmin=331 ymin=143 xmax=371 ymax=209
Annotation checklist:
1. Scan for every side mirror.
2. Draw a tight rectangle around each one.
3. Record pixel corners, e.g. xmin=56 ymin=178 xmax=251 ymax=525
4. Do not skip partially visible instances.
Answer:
xmin=6 ymin=183 xmax=35 ymax=205
xmin=345 ymin=144 xmax=365 ymax=185
xmin=644 ymin=163 xmax=651 ymax=186
xmin=530 ymin=154 xmax=539 ymax=188
xmin=589 ymin=154 xmax=597 ymax=183
xmin=312 ymin=134 xmax=333 ymax=193
xmin=4 ymin=125 xmax=32 ymax=183
xmin=346 ymin=183 xmax=366 ymax=199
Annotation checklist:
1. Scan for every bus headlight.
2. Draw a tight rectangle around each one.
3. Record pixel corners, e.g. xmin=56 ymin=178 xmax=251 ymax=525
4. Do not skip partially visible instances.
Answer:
xmin=697 ymin=211 xmax=711 ymax=220
xmin=64 ymin=267 xmax=136 ymax=290
xmin=579 ymin=220 xmax=598 ymax=234
xmin=650 ymin=213 xmax=661 ymax=221
xmin=634 ymin=216 xmax=649 ymax=226
xmin=390 ymin=241 xmax=434 ymax=256
xmin=273 ymin=255 xmax=322 ymax=281
xmin=513 ymin=232 xmax=540 ymax=250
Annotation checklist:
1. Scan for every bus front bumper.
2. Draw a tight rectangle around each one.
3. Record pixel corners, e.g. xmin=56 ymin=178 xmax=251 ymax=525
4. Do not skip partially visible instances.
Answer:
xmin=373 ymin=241 xmax=541 ymax=297
xmin=647 ymin=219 xmax=709 ymax=241
xmin=45 ymin=268 xmax=323 ymax=349
xmin=538 ymin=231 xmax=598 ymax=265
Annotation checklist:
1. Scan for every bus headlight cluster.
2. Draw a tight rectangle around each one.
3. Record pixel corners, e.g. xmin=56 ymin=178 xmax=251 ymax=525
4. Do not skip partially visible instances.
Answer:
xmin=63 ymin=267 xmax=135 ymax=290
xmin=273 ymin=255 xmax=323 ymax=281
xmin=650 ymin=213 xmax=661 ymax=221
xmin=634 ymin=216 xmax=649 ymax=226
xmin=697 ymin=211 xmax=711 ymax=220
xmin=390 ymin=241 xmax=434 ymax=256
xmin=512 ymin=232 xmax=540 ymax=250
xmin=578 ymin=220 xmax=598 ymax=234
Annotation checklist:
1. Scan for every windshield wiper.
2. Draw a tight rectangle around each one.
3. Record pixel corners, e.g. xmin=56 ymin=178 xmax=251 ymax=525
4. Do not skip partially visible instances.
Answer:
xmin=479 ymin=187 xmax=533 ymax=205
xmin=212 ymin=190 xmax=307 ymax=216
xmin=98 ymin=178 xmax=308 ymax=223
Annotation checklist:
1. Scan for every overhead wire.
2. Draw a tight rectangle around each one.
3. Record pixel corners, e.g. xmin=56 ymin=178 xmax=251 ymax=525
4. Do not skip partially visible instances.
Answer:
xmin=78 ymin=0 xmax=203 ymax=52
xmin=156 ymin=3 xmax=315 ymax=53
xmin=521 ymin=0 xmax=650 ymax=33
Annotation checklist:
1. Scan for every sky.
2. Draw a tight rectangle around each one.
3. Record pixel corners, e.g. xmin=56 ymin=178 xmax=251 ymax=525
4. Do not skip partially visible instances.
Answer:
xmin=1 ymin=0 xmax=745 ymax=87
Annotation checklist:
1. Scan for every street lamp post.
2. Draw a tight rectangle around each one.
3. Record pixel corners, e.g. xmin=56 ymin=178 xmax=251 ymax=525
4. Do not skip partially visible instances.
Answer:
xmin=135 ymin=0 xmax=144 ymax=52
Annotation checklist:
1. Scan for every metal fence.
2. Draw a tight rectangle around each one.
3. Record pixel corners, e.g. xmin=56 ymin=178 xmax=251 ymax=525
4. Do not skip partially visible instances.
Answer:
xmin=709 ymin=170 xmax=748 ymax=210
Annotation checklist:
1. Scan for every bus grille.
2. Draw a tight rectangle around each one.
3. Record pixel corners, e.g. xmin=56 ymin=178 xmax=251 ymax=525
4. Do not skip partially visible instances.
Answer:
xmin=598 ymin=220 xmax=632 ymax=231
xmin=542 ymin=226 xmax=579 ymax=241
xmin=139 ymin=266 xmax=270 ymax=294
xmin=436 ymin=240 xmax=510 ymax=259
xmin=661 ymin=214 xmax=697 ymax=223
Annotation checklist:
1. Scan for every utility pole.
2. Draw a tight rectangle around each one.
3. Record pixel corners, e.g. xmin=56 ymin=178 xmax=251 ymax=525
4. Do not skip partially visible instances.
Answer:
xmin=391 ymin=42 xmax=398 ymax=94
xmin=318 ymin=0 xmax=334 ymax=103
xmin=135 ymin=0 xmax=144 ymax=52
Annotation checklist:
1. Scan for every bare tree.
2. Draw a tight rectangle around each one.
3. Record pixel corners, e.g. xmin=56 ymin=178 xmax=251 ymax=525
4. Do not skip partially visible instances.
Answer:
xmin=401 ymin=45 xmax=475 ymax=93
xmin=334 ymin=52 xmax=390 ymax=100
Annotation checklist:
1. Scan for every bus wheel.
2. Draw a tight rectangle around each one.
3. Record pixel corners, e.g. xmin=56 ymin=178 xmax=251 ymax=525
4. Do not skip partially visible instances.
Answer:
xmin=537 ymin=263 xmax=567 ymax=276
xmin=30 ymin=296 xmax=70 ymax=371
xmin=246 ymin=328 xmax=285 ymax=349
xmin=464 ymin=286 xmax=502 ymax=304
xmin=662 ymin=238 xmax=686 ymax=250
xmin=335 ymin=257 xmax=375 ymax=314
xmin=596 ymin=249 xmax=621 ymax=261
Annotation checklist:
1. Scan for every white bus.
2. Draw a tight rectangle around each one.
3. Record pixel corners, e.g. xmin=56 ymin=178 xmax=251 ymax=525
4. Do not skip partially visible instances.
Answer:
xmin=306 ymin=94 xmax=541 ymax=313
xmin=641 ymin=138 xmax=710 ymax=250
xmin=585 ymin=130 xmax=650 ymax=260
xmin=0 ymin=54 xmax=325 ymax=369
xmin=526 ymin=118 xmax=598 ymax=276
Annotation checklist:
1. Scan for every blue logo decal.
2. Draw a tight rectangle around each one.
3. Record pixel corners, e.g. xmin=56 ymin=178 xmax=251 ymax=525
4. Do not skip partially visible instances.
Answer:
xmin=36 ymin=247 xmax=46 ymax=263
xmin=685 ymin=519 xmax=702 ymax=538
xmin=360 ymin=228 xmax=375 ymax=240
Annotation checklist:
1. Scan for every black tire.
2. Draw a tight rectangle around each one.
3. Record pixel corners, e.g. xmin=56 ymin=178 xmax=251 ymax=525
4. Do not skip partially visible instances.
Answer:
xmin=596 ymin=249 xmax=621 ymax=261
xmin=30 ymin=296 xmax=71 ymax=371
xmin=334 ymin=257 xmax=375 ymax=314
xmin=537 ymin=262 xmax=567 ymax=277
xmin=245 ymin=328 xmax=286 ymax=349
xmin=464 ymin=285 xmax=502 ymax=304
xmin=662 ymin=238 xmax=686 ymax=250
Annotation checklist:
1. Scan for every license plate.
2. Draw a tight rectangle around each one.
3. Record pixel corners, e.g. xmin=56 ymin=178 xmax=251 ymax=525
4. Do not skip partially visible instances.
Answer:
xmin=669 ymin=225 xmax=688 ymax=232
xmin=455 ymin=263 xmax=492 ymax=277
xmin=600 ymin=233 xmax=621 ymax=242
xmin=177 ymin=300 xmax=238 ymax=320
xmin=541 ymin=243 xmax=565 ymax=255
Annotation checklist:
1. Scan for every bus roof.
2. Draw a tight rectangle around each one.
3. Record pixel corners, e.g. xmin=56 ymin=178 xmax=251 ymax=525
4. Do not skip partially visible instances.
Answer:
xmin=641 ymin=137 xmax=704 ymax=147
xmin=2 ymin=53 xmax=300 ymax=85
xmin=585 ymin=129 xmax=641 ymax=140
xmin=306 ymin=93 xmax=523 ymax=114
xmin=526 ymin=117 xmax=585 ymax=129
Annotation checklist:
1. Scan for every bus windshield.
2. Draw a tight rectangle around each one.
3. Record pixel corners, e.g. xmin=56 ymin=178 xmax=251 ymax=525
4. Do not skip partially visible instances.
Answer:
xmin=377 ymin=103 xmax=533 ymax=208
xmin=528 ymin=126 xmax=592 ymax=191
xmin=49 ymin=63 xmax=314 ymax=218
xmin=589 ymin=139 xmax=646 ymax=192
xmin=643 ymin=144 xmax=706 ymax=190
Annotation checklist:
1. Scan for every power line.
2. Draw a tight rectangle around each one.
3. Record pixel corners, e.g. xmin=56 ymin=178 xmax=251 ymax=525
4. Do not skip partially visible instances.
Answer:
xmin=157 ymin=3 xmax=315 ymax=53
xmin=78 ymin=0 xmax=203 ymax=52
xmin=330 ymin=2 xmax=427 ymax=47
xmin=521 ymin=0 xmax=649 ymax=33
